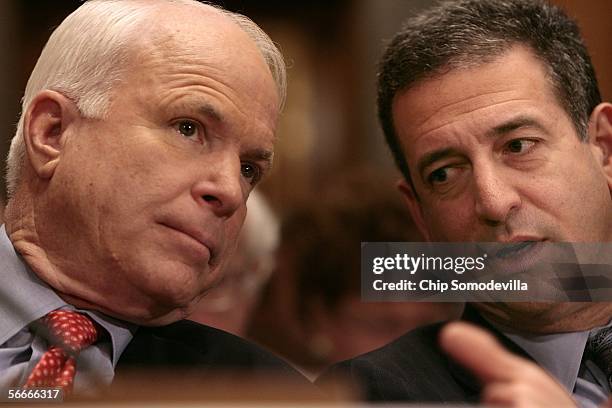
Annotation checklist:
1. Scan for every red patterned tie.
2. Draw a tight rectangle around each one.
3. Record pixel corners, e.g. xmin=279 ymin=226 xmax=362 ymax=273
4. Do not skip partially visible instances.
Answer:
xmin=24 ymin=310 xmax=100 ymax=394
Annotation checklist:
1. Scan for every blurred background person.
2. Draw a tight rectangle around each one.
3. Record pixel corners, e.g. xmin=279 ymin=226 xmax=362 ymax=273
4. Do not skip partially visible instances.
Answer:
xmin=190 ymin=191 xmax=280 ymax=337
xmin=247 ymin=169 xmax=463 ymax=377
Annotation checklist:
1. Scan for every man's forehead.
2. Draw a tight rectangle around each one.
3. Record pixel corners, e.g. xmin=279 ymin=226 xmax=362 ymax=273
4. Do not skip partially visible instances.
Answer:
xmin=136 ymin=5 xmax=250 ymax=53
xmin=119 ymin=10 xmax=279 ymax=118
xmin=392 ymin=47 xmax=560 ymax=151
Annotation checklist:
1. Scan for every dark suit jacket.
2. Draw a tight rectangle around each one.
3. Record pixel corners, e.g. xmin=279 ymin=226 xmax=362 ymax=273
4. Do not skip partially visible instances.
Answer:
xmin=317 ymin=305 xmax=533 ymax=402
xmin=113 ymin=319 xmax=307 ymax=392
xmin=117 ymin=319 xmax=292 ymax=370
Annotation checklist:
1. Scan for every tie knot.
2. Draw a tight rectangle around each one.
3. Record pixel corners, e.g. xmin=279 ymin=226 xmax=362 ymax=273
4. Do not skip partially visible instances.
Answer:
xmin=43 ymin=310 xmax=100 ymax=353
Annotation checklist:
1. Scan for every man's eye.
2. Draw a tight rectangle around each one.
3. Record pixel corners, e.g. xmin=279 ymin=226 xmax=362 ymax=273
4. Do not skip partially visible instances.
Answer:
xmin=426 ymin=166 xmax=464 ymax=191
xmin=241 ymin=162 xmax=261 ymax=185
xmin=428 ymin=167 xmax=449 ymax=185
xmin=174 ymin=120 xmax=200 ymax=140
xmin=506 ymin=139 xmax=536 ymax=154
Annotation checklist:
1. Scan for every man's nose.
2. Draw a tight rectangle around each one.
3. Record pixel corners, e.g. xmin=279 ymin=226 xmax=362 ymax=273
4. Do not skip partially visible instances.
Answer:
xmin=472 ymin=165 xmax=521 ymax=227
xmin=191 ymin=154 xmax=244 ymax=218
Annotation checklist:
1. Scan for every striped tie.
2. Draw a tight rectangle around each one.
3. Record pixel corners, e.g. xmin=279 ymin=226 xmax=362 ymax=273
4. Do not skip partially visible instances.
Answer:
xmin=585 ymin=327 xmax=612 ymax=389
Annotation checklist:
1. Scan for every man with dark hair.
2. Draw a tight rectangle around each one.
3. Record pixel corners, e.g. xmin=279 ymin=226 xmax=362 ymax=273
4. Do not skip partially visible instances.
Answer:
xmin=319 ymin=0 xmax=612 ymax=406
xmin=378 ymin=0 xmax=601 ymax=185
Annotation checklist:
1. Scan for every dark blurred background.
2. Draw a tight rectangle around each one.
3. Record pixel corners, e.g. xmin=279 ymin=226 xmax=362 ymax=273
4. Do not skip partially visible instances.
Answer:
xmin=0 ymin=0 xmax=610 ymax=210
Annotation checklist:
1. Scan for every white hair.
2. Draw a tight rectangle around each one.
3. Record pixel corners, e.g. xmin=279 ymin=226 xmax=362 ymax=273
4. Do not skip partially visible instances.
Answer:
xmin=5 ymin=0 xmax=286 ymax=197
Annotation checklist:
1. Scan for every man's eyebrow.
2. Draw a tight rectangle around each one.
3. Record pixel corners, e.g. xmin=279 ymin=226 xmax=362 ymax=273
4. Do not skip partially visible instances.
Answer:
xmin=417 ymin=148 xmax=461 ymax=178
xmin=244 ymin=148 xmax=274 ymax=168
xmin=199 ymin=103 xmax=224 ymax=123
xmin=197 ymin=103 xmax=273 ymax=168
xmin=488 ymin=115 xmax=545 ymax=137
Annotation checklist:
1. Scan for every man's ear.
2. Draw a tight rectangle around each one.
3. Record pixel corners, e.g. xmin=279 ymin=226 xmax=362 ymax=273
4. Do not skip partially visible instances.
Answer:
xmin=23 ymin=90 xmax=80 ymax=180
xmin=397 ymin=179 xmax=431 ymax=241
xmin=588 ymin=102 xmax=612 ymax=191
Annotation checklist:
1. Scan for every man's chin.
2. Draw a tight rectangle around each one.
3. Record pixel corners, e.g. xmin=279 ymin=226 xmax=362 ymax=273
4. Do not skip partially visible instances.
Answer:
xmin=101 ymin=303 xmax=193 ymax=326
xmin=472 ymin=302 xmax=611 ymax=333
xmin=59 ymin=291 xmax=194 ymax=326
xmin=129 ymin=308 xmax=191 ymax=326
xmin=472 ymin=301 xmax=560 ymax=325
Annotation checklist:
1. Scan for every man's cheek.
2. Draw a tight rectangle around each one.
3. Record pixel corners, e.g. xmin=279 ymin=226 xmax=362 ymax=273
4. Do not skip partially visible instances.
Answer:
xmin=430 ymin=213 xmax=469 ymax=240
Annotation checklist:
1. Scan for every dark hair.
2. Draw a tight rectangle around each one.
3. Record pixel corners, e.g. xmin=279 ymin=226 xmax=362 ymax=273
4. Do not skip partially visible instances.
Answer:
xmin=378 ymin=0 xmax=602 ymax=184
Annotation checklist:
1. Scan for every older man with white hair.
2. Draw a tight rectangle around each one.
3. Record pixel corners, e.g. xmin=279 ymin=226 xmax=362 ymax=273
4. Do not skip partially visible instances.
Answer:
xmin=0 ymin=0 xmax=299 ymax=397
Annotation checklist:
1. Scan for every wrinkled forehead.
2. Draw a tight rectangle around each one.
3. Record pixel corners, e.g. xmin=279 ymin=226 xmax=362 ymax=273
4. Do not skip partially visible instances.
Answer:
xmin=393 ymin=47 xmax=562 ymax=134
xmin=119 ymin=5 xmax=279 ymax=116
xmin=394 ymin=45 xmax=566 ymax=131
xmin=107 ymin=4 xmax=270 ymax=88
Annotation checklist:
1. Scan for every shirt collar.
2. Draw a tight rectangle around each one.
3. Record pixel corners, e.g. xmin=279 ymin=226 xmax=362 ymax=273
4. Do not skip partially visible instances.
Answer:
xmin=484 ymin=312 xmax=612 ymax=393
xmin=503 ymin=329 xmax=588 ymax=392
xmin=0 ymin=225 xmax=136 ymax=366
xmin=84 ymin=310 xmax=136 ymax=368
xmin=0 ymin=224 xmax=65 ymax=345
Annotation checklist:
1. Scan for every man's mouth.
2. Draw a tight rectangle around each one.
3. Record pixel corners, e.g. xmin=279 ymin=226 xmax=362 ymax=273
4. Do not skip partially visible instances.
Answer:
xmin=487 ymin=239 xmax=550 ymax=278
xmin=495 ymin=241 xmax=539 ymax=259
xmin=158 ymin=222 xmax=217 ymax=264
